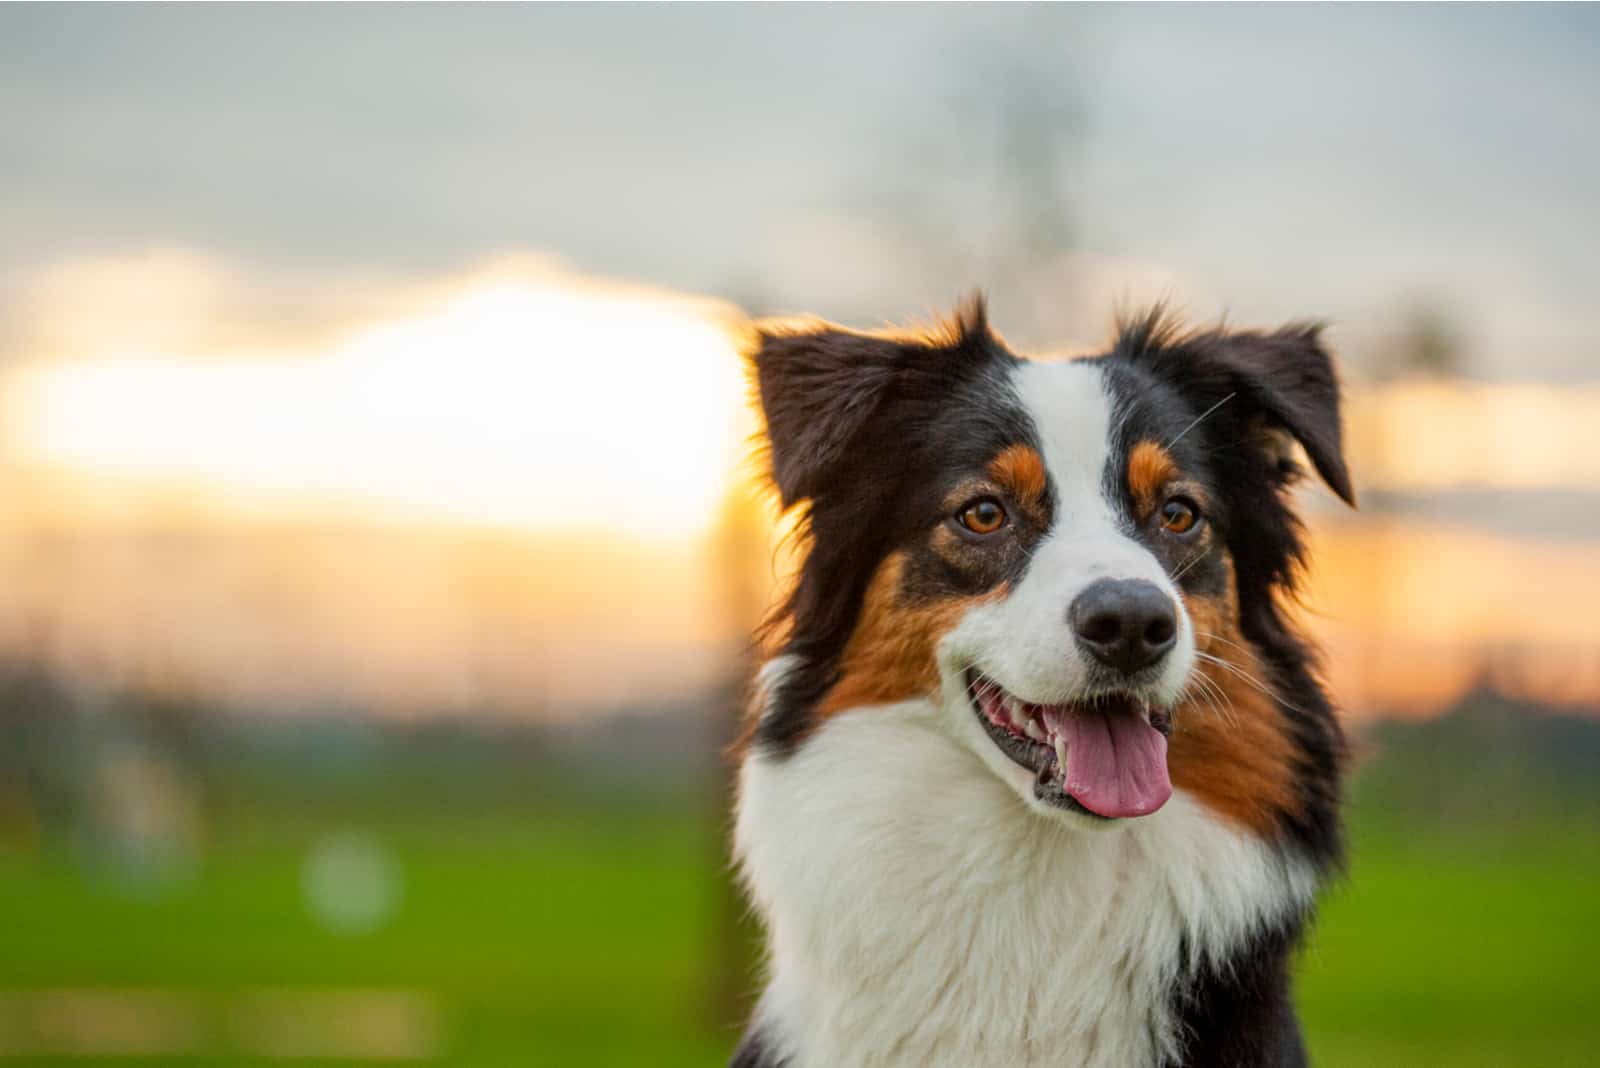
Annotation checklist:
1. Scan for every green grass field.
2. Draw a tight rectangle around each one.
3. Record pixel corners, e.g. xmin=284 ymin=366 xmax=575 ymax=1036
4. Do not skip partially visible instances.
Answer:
xmin=1297 ymin=809 xmax=1600 ymax=1066
xmin=0 ymin=777 xmax=1595 ymax=1065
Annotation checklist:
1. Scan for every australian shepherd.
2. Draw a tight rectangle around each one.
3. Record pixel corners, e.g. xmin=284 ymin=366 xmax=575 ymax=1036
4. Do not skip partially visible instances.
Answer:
xmin=730 ymin=300 xmax=1354 ymax=1068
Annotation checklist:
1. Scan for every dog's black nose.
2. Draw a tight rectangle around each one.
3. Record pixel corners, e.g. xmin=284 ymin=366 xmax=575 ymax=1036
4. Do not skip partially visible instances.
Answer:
xmin=1069 ymin=579 xmax=1178 ymax=677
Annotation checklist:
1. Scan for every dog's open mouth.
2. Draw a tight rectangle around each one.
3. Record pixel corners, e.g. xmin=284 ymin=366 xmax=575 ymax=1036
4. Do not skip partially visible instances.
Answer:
xmin=966 ymin=671 xmax=1174 ymax=819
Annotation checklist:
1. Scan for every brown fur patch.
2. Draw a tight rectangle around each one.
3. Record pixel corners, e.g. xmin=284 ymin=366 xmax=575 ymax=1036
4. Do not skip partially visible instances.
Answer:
xmin=1127 ymin=440 xmax=1178 ymax=517
xmin=987 ymin=444 xmax=1048 ymax=509
xmin=1168 ymin=573 xmax=1301 ymax=834
xmin=817 ymin=552 xmax=996 ymax=717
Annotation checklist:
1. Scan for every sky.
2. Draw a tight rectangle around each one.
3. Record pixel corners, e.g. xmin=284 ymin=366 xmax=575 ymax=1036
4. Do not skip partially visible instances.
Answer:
xmin=3 ymin=4 xmax=1597 ymax=378
xmin=0 ymin=5 xmax=1597 ymax=719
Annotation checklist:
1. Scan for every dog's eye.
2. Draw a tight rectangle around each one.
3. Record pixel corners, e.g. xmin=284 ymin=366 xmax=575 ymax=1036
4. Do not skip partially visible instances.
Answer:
xmin=958 ymin=498 xmax=1007 ymax=536
xmin=1159 ymin=497 xmax=1201 ymax=535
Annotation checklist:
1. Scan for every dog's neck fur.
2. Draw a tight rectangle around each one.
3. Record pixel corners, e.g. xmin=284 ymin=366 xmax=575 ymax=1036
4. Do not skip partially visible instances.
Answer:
xmin=735 ymin=696 xmax=1318 ymax=1068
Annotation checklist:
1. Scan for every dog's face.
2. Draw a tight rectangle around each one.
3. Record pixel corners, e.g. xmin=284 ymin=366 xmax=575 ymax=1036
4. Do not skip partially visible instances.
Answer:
xmin=749 ymin=303 xmax=1352 ymax=830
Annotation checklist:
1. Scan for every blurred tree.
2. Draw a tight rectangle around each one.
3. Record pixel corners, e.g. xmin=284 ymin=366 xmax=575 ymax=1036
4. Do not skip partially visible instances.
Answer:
xmin=0 ymin=654 xmax=72 ymax=847
xmin=1378 ymin=298 xmax=1469 ymax=380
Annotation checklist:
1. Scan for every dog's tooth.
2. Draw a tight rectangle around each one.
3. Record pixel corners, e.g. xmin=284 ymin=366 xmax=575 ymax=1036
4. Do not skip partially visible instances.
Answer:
xmin=1040 ymin=706 xmax=1065 ymax=736
xmin=1025 ymin=718 xmax=1046 ymax=743
xmin=1054 ymin=737 xmax=1069 ymax=774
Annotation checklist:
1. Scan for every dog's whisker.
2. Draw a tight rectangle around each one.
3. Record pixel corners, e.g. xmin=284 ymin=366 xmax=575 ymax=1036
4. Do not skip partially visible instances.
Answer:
xmin=1184 ymin=671 xmax=1238 ymax=729
xmin=1193 ymin=650 xmax=1305 ymax=715
xmin=1194 ymin=629 xmax=1253 ymax=656
xmin=1198 ymin=672 xmax=1241 ymax=728
xmin=1170 ymin=549 xmax=1207 ymax=583
xmin=1165 ymin=391 xmax=1238 ymax=450
xmin=1180 ymin=677 xmax=1222 ymax=726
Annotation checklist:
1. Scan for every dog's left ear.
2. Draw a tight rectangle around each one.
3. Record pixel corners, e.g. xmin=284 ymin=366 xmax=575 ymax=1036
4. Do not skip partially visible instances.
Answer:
xmin=1126 ymin=316 xmax=1355 ymax=507
xmin=1204 ymin=324 xmax=1356 ymax=507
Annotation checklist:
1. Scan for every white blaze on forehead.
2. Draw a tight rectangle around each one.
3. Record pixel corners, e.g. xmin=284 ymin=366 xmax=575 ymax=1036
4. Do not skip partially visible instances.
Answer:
xmin=1011 ymin=357 xmax=1118 ymax=536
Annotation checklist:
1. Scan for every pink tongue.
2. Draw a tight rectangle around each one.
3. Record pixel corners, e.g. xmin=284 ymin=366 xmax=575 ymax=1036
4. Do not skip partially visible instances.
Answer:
xmin=1054 ymin=707 xmax=1173 ymax=818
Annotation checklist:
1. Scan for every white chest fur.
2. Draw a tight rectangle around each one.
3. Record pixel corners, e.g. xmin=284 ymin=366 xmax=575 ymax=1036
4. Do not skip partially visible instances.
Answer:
xmin=735 ymin=701 xmax=1316 ymax=1068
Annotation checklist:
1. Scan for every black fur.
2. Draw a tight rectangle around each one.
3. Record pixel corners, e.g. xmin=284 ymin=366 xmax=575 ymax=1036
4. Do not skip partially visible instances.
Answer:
xmin=729 ymin=1025 xmax=789 ymax=1068
xmin=1172 ymin=921 xmax=1309 ymax=1067
xmin=1109 ymin=309 xmax=1354 ymax=506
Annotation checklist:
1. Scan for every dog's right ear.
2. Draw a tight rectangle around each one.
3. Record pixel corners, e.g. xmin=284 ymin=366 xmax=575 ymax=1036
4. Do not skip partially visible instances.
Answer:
xmin=748 ymin=324 xmax=904 ymax=507
xmin=748 ymin=301 xmax=997 ymax=507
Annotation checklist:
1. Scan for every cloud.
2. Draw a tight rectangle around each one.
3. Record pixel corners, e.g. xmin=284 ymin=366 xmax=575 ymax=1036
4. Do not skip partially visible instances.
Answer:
xmin=1 ymin=250 xmax=749 ymax=535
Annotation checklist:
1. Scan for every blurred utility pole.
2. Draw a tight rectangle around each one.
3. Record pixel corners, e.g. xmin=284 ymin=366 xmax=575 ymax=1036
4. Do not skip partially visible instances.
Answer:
xmin=1362 ymin=297 xmax=1470 ymax=717
xmin=865 ymin=9 xmax=1093 ymax=349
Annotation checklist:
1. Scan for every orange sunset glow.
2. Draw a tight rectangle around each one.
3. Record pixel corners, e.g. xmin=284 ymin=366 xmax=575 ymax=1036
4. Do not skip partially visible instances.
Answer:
xmin=0 ymin=250 xmax=1595 ymax=720
xmin=3 ymin=256 xmax=749 ymax=536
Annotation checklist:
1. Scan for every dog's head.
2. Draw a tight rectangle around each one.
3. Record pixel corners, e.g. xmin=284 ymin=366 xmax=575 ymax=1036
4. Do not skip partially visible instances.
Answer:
xmin=747 ymin=300 xmax=1352 ymax=830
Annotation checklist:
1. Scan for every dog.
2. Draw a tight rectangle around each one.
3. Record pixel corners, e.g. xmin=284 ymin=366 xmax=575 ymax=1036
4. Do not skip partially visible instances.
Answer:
xmin=729 ymin=299 xmax=1354 ymax=1068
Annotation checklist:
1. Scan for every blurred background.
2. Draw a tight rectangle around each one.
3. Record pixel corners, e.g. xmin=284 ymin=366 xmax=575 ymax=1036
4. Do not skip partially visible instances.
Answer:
xmin=1 ymin=5 xmax=1597 ymax=1066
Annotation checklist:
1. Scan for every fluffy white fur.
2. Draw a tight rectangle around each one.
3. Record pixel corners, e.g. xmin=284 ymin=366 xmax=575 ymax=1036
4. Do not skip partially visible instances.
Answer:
xmin=735 ymin=697 xmax=1317 ymax=1068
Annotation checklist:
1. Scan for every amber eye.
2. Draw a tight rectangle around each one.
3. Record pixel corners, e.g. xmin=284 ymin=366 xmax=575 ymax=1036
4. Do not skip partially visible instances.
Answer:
xmin=958 ymin=498 xmax=1007 ymax=535
xmin=1159 ymin=496 xmax=1201 ymax=535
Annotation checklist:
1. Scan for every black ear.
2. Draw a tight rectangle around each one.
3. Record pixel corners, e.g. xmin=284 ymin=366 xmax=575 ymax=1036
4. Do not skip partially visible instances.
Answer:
xmin=747 ymin=300 xmax=998 ymax=507
xmin=1203 ymin=324 xmax=1356 ymax=507
xmin=1119 ymin=313 xmax=1355 ymax=507
xmin=747 ymin=325 xmax=905 ymax=507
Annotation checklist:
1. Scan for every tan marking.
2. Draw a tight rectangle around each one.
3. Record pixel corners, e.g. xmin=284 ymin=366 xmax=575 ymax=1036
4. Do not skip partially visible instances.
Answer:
xmin=818 ymin=553 xmax=999 ymax=717
xmin=987 ymin=444 xmax=1048 ymax=509
xmin=1168 ymin=567 xmax=1301 ymax=834
xmin=1128 ymin=440 xmax=1179 ymax=517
